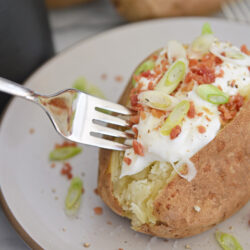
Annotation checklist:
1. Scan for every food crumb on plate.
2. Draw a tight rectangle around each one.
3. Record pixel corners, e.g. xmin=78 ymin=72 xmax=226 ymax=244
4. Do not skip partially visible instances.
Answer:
xmin=50 ymin=163 xmax=56 ymax=168
xmin=94 ymin=207 xmax=103 ymax=215
xmin=83 ymin=242 xmax=90 ymax=248
xmin=51 ymin=188 xmax=56 ymax=193
xmin=101 ymin=73 xmax=107 ymax=80
xmin=93 ymin=188 xmax=99 ymax=195
xmin=62 ymin=228 xmax=66 ymax=232
xmin=54 ymin=196 xmax=59 ymax=200
xmin=228 ymin=226 xmax=233 ymax=230
xmin=118 ymin=248 xmax=124 ymax=250
xmin=115 ymin=75 xmax=123 ymax=82
xmin=185 ymin=244 xmax=191 ymax=249
xmin=61 ymin=162 xmax=73 ymax=180
xmin=29 ymin=128 xmax=35 ymax=134
xmin=107 ymin=220 xmax=112 ymax=225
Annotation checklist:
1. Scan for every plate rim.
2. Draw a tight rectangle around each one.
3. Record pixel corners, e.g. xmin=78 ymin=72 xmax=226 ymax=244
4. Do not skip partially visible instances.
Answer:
xmin=0 ymin=16 xmax=248 ymax=249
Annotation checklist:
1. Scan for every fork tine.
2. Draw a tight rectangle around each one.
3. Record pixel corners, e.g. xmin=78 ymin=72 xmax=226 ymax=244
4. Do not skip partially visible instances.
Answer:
xmin=93 ymin=110 xmax=130 ymax=127
xmin=90 ymin=95 xmax=132 ymax=115
xmin=86 ymin=136 xmax=130 ymax=151
xmin=91 ymin=124 xmax=133 ymax=138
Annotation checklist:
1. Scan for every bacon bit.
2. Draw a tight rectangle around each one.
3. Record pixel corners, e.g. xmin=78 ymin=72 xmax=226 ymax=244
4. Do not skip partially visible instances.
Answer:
xmin=221 ymin=52 xmax=226 ymax=57
xmin=132 ymin=127 xmax=138 ymax=138
xmin=216 ymin=69 xmax=224 ymax=78
xmin=29 ymin=128 xmax=35 ymax=134
xmin=140 ymin=111 xmax=147 ymax=120
xmin=154 ymin=65 xmax=162 ymax=75
xmin=48 ymin=98 xmax=68 ymax=110
xmin=218 ymin=94 xmax=244 ymax=122
xmin=101 ymin=73 xmax=107 ymax=80
xmin=133 ymin=140 xmax=144 ymax=156
xmin=50 ymin=163 xmax=56 ymax=168
xmin=94 ymin=207 xmax=103 ymax=215
xmin=217 ymin=85 xmax=223 ymax=91
xmin=141 ymin=70 xmax=153 ymax=79
xmin=94 ymin=188 xmax=99 ymax=195
xmin=118 ymin=248 xmax=124 ymax=250
xmin=123 ymin=157 xmax=132 ymax=165
xmin=197 ymin=125 xmax=206 ymax=134
xmin=107 ymin=220 xmax=112 ymax=225
xmin=151 ymin=109 xmax=166 ymax=118
xmin=248 ymin=219 xmax=250 ymax=227
xmin=129 ymin=114 xmax=140 ymax=124
xmin=197 ymin=112 xmax=203 ymax=117
xmin=230 ymin=80 xmax=236 ymax=87
xmin=55 ymin=141 xmax=77 ymax=149
xmin=152 ymin=54 xmax=158 ymax=61
xmin=248 ymin=66 xmax=250 ymax=72
xmin=130 ymin=82 xmax=143 ymax=96
xmin=182 ymin=81 xmax=194 ymax=92
xmin=130 ymin=94 xmax=138 ymax=106
xmin=115 ymin=75 xmax=123 ymax=82
xmin=148 ymin=81 xmax=154 ymax=90
xmin=170 ymin=125 xmax=182 ymax=140
xmin=187 ymin=101 xmax=196 ymax=119
xmin=240 ymin=44 xmax=250 ymax=55
xmin=205 ymin=115 xmax=211 ymax=122
xmin=189 ymin=59 xmax=198 ymax=67
xmin=61 ymin=162 xmax=73 ymax=180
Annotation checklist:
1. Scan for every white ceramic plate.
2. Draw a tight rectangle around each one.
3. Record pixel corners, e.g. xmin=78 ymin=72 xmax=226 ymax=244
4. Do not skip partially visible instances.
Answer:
xmin=0 ymin=17 xmax=249 ymax=250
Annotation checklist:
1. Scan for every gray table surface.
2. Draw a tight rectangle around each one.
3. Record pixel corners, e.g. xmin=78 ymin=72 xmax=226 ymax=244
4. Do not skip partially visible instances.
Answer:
xmin=0 ymin=0 xmax=225 ymax=249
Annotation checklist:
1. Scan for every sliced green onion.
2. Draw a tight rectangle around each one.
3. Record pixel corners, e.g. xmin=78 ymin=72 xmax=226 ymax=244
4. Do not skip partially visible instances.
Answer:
xmin=197 ymin=84 xmax=229 ymax=104
xmin=132 ymin=60 xmax=155 ymax=86
xmin=167 ymin=40 xmax=187 ymax=64
xmin=65 ymin=177 xmax=83 ymax=215
xmin=156 ymin=59 xmax=186 ymax=95
xmin=73 ymin=77 xmax=106 ymax=99
xmin=161 ymin=100 xmax=190 ymax=136
xmin=191 ymin=34 xmax=214 ymax=54
xmin=226 ymin=50 xmax=245 ymax=60
xmin=73 ymin=77 xmax=110 ymax=114
xmin=201 ymin=23 xmax=213 ymax=35
xmin=49 ymin=146 xmax=82 ymax=161
xmin=215 ymin=231 xmax=243 ymax=250
xmin=138 ymin=90 xmax=173 ymax=110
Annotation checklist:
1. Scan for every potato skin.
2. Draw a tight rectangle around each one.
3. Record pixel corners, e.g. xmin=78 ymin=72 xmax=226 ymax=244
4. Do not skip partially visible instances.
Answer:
xmin=98 ymin=51 xmax=250 ymax=238
xmin=111 ymin=0 xmax=225 ymax=22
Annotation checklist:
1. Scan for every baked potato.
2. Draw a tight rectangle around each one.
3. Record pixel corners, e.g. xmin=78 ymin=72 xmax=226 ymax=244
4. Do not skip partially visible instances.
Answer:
xmin=98 ymin=24 xmax=250 ymax=239
xmin=111 ymin=0 xmax=225 ymax=22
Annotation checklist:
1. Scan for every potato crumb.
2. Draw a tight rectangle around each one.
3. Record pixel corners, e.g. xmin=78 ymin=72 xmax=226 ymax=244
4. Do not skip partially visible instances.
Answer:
xmin=94 ymin=207 xmax=103 ymax=215
xmin=185 ymin=244 xmax=191 ymax=249
xmin=83 ymin=242 xmax=90 ymax=248
xmin=29 ymin=128 xmax=35 ymax=134
xmin=193 ymin=205 xmax=201 ymax=212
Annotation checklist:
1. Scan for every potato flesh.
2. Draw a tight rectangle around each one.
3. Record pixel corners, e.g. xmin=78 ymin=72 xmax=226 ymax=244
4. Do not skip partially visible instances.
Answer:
xmin=111 ymin=151 xmax=174 ymax=227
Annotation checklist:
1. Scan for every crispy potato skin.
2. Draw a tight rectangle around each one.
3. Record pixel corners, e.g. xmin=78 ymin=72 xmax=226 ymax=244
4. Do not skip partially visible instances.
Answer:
xmin=111 ymin=0 xmax=225 ymax=22
xmin=98 ymin=51 xmax=250 ymax=238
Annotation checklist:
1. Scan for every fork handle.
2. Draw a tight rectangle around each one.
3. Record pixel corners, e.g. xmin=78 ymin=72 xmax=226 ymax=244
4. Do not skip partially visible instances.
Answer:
xmin=0 ymin=77 xmax=36 ymax=101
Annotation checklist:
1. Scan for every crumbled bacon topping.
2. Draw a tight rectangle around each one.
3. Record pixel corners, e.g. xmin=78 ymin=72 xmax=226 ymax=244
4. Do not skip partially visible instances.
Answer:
xmin=197 ymin=125 xmax=206 ymax=134
xmin=187 ymin=101 xmax=196 ymax=119
xmin=94 ymin=207 xmax=103 ymax=215
xmin=123 ymin=157 xmax=132 ymax=165
xmin=241 ymin=44 xmax=250 ymax=55
xmin=61 ymin=162 xmax=73 ymax=180
xmin=170 ymin=125 xmax=182 ymax=140
xmin=218 ymin=94 xmax=244 ymax=122
xmin=55 ymin=141 xmax=77 ymax=149
xmin=151 ymin=109 xmax=166 ymax=118
xmin=133 ymin=140 xmax=144 ymax=156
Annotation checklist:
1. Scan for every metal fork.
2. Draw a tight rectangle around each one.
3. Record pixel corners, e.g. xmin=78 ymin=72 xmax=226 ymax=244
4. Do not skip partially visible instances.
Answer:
xmin=221 ymin=0 xmax=250 ymax=23
xmin=0 ymin=77 xmax=132 ymax=151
